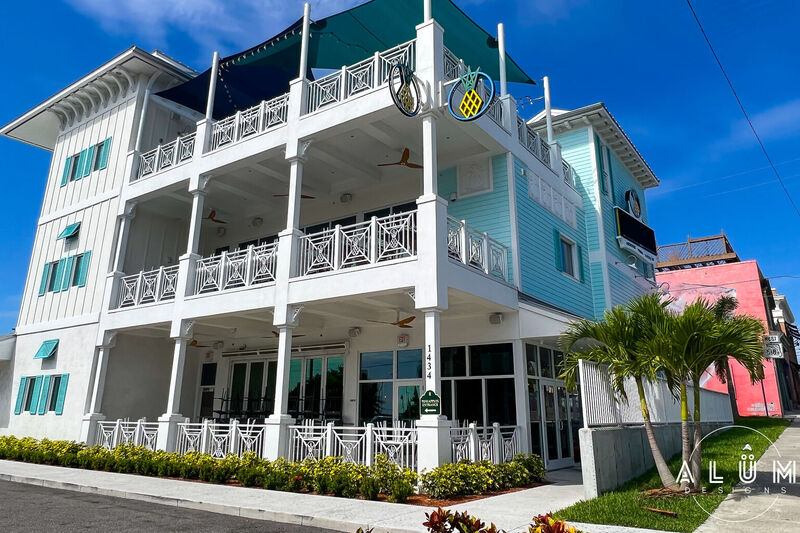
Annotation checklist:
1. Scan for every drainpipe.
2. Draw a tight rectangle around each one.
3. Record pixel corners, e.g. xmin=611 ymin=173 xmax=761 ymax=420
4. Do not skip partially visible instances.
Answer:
xmin=543 ymin=75 xmax=554 ymax=144
xmin=299 ymin=3 xmax=311 ymax=80
xmin=497 ymin=23 xmax=507 ymax=98
xmin=205 ymin=51 xmax=219 ymax=120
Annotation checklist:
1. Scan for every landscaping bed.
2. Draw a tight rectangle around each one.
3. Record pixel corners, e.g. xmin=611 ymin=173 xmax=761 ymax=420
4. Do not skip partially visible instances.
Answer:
xmin=0 ymin=436 xmax=546 ymax=504
xmin=555 ymin=417 xmax=791 ymax=532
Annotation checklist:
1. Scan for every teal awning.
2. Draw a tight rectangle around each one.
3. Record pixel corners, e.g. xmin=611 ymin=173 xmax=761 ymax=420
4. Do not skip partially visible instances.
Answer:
xmin=34 ymin=339 xmax=58 ymax=359
xmin=159 ymin=0 xmax=534 ymax=118
xmin=56 ymin=222 xmax=80 ymax=240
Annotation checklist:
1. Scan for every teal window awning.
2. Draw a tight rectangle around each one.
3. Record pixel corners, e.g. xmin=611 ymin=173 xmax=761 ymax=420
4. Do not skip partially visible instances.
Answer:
xmin=34 ymin=340 xmax=59 ymax=359
xmin=57 ymin=222 xmax=81 ymax=240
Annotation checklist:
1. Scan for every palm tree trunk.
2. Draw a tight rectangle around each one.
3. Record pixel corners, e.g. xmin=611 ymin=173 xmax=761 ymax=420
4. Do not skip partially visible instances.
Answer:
xmin=635 ymin=376 xmax=678 ymax=490
xmin=680 ymin=381 xmax=691 ymax=489
xmin=723 ymin=358 xmax=740 ymax=418
xmin=691 ymin=376 xmax=702 ymax=486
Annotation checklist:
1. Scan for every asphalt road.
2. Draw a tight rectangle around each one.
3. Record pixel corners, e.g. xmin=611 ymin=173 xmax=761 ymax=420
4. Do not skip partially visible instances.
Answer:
xmin=0 ymin=479 xmax=339 ymax=532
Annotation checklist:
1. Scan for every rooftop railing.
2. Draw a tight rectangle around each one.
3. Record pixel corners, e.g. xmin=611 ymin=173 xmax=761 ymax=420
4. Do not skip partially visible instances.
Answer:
xmin=210 ymin=93 xmax=290 ymax=152
xmin=135 ymin=132 xmax=196 ymax=181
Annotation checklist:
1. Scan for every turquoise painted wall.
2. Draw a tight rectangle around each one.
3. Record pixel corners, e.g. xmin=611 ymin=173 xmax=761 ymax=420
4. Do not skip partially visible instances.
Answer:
xmin=513 ymin=157 xmax=594 ymax=319
xmin=438 ymin=154 xmax=514 ymax=284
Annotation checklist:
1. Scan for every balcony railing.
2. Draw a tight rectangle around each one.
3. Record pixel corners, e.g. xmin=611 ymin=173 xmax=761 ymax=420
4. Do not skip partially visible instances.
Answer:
xmin=117 ymin=265 xmax=179 ymax=308
xmin=305 ymin=39 xmax=416 ymax=114
xmin=210 ymin=93 xmax=290 ymax=152
xmin=136 ymin=132 xmax=196 ymax=181
xmin=297 ymin=210 xmax=417 ymax=277
xmin=194 ymin=242 xmax=278 ymax=295
xmin=443 ymin=46 xmax=464 ymax=82
xmin=96 ymin=419 xmax=159 ymax=451
xmin=446 ymin=216 xmax=509 ymax=282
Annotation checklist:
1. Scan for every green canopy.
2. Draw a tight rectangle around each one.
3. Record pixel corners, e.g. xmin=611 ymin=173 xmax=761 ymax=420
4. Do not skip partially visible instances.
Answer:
xmin=161 ymin=0 xmax=534 ymax=118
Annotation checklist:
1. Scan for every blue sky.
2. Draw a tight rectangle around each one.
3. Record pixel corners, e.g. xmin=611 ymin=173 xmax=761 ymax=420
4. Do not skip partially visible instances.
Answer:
xmin=1 ymin=0 xmax=799 ymax=332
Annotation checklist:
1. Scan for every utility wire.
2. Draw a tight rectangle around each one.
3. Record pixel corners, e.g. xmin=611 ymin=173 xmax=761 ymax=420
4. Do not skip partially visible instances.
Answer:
xmin=685 ymin=0 xmax=800 ymax=218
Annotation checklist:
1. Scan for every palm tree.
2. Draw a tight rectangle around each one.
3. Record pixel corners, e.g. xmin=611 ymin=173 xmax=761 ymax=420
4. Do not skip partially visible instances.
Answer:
xmin=560 ymin=294 xmax=679 ymax=490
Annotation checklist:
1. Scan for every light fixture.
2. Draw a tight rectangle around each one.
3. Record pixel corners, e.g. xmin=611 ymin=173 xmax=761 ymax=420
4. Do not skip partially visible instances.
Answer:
xmin=252 ymin=216 xmax=263 ymax=228
xmin=489 ymin=312 xmax=503 ymax=325
xmin=520 ymin=168 xmax=527 ymax=176
xmin=340 ymin=193 xmax=353 ymax=203
xmin=450 ymin=192 xmax=457 ymax=202
xmin=216 ymin=226 xmax=226 ymax=237
xmin=397 ymin=334 xmax=409 ymax=348
xmin=348 ymin=327 xmax=361 ymax=337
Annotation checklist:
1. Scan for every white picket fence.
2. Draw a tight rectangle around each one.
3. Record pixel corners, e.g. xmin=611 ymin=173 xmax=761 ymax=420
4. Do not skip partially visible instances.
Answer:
xmin=449 ymin=423 xmax=519 ymax=463
xmin=96 ymin=419 xmax=159 ymax=451
xmin=578 ymin=359 xmax=733 ymax=427
xmin=175 ymin=420 xmax=267 ymax=459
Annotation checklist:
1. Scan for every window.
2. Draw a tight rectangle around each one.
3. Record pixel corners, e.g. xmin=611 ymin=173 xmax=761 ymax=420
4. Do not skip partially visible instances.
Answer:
xmin=397 ymin=349 xmax=422 ymax=379
xmin=48 ymin=376 xmax=62 ymax=412
xmin=360 ymin=351 xmax=393 ymax=380
xmin=14 ymin=374 xmax=68 ymax=415
xmin=23 ymin=378 xmax=37 ymax=412
xmin=59 ymin=138 xmax=111 ymax=188
xmin=560 ymin=238 xmax=575 ymax=277
xmin=38 ymin=251 xmax=90 ymax=296
xmin=553 ymin=230 xmax=583 ymax=281
xmin=69 ymin=152 xmax=82 ymax=182
xmin=358 ymin=349 xmax=423 ymax=424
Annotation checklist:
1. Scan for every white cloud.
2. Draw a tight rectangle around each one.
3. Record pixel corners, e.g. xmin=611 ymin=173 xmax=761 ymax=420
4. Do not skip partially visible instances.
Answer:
xmin=716 ymin=98 xmax=800 ymax=151
xmin=66 ymin=0 xmax=359 ymax=61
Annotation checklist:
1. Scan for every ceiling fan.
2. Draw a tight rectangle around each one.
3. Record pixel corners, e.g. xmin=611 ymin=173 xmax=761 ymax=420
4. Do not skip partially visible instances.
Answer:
xmin=367 ymin=315 xmax=416 ymax=329
xmin=378 ymin=148 xmax=422 ymax=169
xmin=273 ymin=192 xmax=316 ymax=199
xmin=205 ymin=209 xmax=227 ymax=224
xmin=188 ymin=339 xmax=211 ymax=348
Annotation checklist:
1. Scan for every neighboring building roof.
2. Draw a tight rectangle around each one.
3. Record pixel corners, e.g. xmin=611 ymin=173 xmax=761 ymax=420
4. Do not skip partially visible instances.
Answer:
xmin=772 ymin=289 xmax=796 ymax=324
xmin=0 ymin=47 xmax=195 ymax=151
xmin=0 ymin=333 xmax=15 ymax=362
xmin=656 ymin=233 xmax=739 ymax=271
xmin=528 ymin=103 xmax=659 ymax=189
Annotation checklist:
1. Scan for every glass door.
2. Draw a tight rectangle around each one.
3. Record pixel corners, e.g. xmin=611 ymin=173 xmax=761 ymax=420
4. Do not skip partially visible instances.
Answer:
xmin=396 ymin=383 xmax=421 ymax=422
xmin=228 ymin=360 xmax=267 ymax=420
xmin=541 ymin=379 xmax=574 ymax=469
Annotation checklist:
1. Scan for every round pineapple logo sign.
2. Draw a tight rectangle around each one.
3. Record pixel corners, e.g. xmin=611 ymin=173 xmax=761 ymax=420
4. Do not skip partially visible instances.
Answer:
xmin=675 ymin=425 xmax=793 ymax=523
xmin=447 ymin=66 xmax=495 ymax=122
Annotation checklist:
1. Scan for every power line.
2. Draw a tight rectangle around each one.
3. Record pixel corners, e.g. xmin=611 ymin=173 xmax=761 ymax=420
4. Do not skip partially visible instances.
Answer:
xmin=685 ymin=0 xmax=800 ymax=218
xmin=658 ymin=274 xmax=800 ymax=293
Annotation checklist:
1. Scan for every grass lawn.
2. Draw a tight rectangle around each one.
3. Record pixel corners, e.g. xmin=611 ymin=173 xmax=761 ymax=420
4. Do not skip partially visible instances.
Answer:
xmin=556 ymin=417 xmax=791 ymax=532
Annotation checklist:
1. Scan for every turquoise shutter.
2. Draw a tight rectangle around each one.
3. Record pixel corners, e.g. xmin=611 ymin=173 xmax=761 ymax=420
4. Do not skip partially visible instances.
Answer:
xmin=74 ymin=150 xmax=87 ymax=181
xmin=98 ymin=138 xmax=112 ymax=169
xmin=553 ymin=229 xmax=563 ymax=272
xmin=60 ymin=157 xmax=72 ymax=187
xmin=14 ymin=377 xmax=27 ymax=415
xmin=54 ymin=374 xmax=69 ymax=415
xmin=76 ymin=251 xmax=91 ymax=287
xmin=29 ymin=376 xmax=42 ymax=414
xmin=83 ymin=145 xmax=96 ymax=177
xmin=61 ymin=256 xmax=76 ymax=291
xmin=51 ymin=258 xmax=66 ymax=293
xmin=37 ymin=375 xmax=51 ymax=415
xmin=605 ymin=146 xmax=615 ymax=203
xmin=577 ymin=245 xmax=585 ymax=283
xmin=38 ymin=263 xmax=51 ymax=296
xmin=594 ymin=134 xmax=606 ymax=195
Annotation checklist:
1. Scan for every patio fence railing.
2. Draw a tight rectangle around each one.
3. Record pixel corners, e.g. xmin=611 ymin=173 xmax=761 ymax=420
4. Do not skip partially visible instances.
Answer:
xmin=175 ymin=420 xmax=267 ymax=459
xmin=449 ymin=423 xmax=519 ymax=464
xmin=96 ymin=419 xmax=159 ymax=451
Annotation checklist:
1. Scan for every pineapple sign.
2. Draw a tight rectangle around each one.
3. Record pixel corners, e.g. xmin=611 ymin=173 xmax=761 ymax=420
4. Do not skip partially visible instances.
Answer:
xmin=447 ymin=66 xmax=496 ymax=122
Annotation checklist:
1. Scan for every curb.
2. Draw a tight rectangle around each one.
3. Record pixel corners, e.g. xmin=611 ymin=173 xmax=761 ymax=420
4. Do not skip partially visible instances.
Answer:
xmin=0 ymin=472 xmax=417 ymax=533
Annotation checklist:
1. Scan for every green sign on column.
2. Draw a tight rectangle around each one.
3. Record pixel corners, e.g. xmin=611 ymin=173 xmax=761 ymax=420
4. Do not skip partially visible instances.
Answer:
xmin=420 ymin=389 xmax=441 ymax=415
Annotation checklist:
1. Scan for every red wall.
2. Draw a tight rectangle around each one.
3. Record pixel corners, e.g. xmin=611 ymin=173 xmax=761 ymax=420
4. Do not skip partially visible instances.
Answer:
xmin=657 ymin=261 xmax=782 ymax=416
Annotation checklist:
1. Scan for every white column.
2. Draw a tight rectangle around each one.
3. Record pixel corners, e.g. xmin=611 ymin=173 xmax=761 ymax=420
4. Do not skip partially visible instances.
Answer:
xmin=422 ymin=115 xmax=438 ymax=196
xmin=423 ymin=310 xmax=441 ymax=396
xmin=285 ymin=157 xmax=304 ymax=231
xmin=104 ymin=202 xmax=136 ymax=310
xmin=497 ymin=23 xmax=507 ymax=98
xmin=416 ymin=308 xmax=451 ymax=473
xmin=264 ymin=324 xmax=296 ymax=460
xmin=511 ymin=339 xmax=531 ymax=454
xmin=175 ymin=184 xmax=206 ymax=301
xmin=206 ymin=51 xmax=219 ymax=120
xmin=79 ymin=332 xmax=117 ymax=445
xmin=186 ymin=187 xmax=206 ymax=256
xmin=298 ymin=3 xmax=311 ymax=79
xmin=157 ymin=320 xmax=193 ymax=451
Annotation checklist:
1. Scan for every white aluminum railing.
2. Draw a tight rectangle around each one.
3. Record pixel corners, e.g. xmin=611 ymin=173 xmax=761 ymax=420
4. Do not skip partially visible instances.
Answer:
xmin=116 ymin=265 xmax=179 ymax=308
xmin=449 ymin=423 xmax=519 ymax=463
xmin=297 ymin=211 xmax=417 ymax=277
xmin=210 ymin=93 xmax=290 ymax=151
xmin=176 ymin=420 xmax=267 ymax=459
xmin=288 ymin=421 xmax=418 ymax=471
xmin=305 ymin=39 xmax=416 ymax=114
xmin=443 ymin=46 xmax=464 ymax=82
xmin=194 ymin=242 xmax=278 ymax=295
xmin=578 ymin=359 xmax=734 ymax=427
xmin=136 ymin=132 xmax=196 ymax=181
xmin=96 ymin=419 xmax=159 ymax=451
xmin=446 ymin=216 xmax=508 ymax=282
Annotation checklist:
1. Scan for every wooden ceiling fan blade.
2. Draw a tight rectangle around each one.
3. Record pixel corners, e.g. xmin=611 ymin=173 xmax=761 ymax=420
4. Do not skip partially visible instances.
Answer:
xmin=300 ymin=194 xmax=316 ymax=199
xmin=397 ymin=324 xmax=413 ymax=329
xmin=377 ymin=162 xmax=401 ymax=167
xmin=406 ymin=162 xmax=423 ymax=169
xmin=367 ymin=319 xmax=391 ymax=325
xmin=395 ymin=316 xmax=416 ymax=326
xmin=273 ymin=194 xmax=289 ymax=197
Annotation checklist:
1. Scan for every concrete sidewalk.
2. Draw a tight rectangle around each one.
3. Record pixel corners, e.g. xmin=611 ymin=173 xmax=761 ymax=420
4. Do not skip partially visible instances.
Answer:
xmin=695 ymin=415 xmax=800 ymax=532
xmin=0 ymin=459 xmax=657 ymax=533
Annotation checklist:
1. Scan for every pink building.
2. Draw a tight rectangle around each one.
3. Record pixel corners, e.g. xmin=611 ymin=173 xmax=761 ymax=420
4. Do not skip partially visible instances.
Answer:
xmin=656 ymin=234 xmax=796 ymax=417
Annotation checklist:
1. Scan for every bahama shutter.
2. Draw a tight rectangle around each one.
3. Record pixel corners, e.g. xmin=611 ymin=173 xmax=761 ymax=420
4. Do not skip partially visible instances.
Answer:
xmin=37 ymin=375 xmax=51 ymax=415
xmin=61 ymin=256 xmax=76 ymax=291
xmin=54 ymin=374 xmax=69 ymax=415
xmin=38 ymin=263 xmax=51 ymax=296
xmin=14 ymin=377 xmax=28 ymax=415
xmin=83 ymin=145 xmax=96 ymax=177
xmin=75 ymin=251 xmax=91 ymax=287
xmin=594 ymin=134 xmax=606 ymax=195
xmin=74 ymin=149 xmax=87 ymax=181
xmin=29 ymin=376 xmax=43 ymax=414
xmin=60 ymin=156 xmax=73 ymax=187
xmin=605 ymin=146 xmax=615 ymax=203
xmin=577 ymin=245 xmax=585 ymax=282
xmin=553 ymin=229 xmax=563 ymax=272
xmin=97 ymin=138 xmax=112 ymax=170
xmin=51 ymin=258 xmax=67 ymax=293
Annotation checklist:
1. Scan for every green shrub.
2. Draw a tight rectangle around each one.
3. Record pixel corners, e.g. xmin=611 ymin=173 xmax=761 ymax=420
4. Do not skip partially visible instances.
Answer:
xmin=360 ymin=476 xmax=380 ymax=500
xmin=420 ymin=455 xmax=545 ymax=500
xmin=513 ymin=453 xmax=546 ymax=482
xmin=238 ymin=466 xmax=265 ymax=487
xmin=388 ymin=477 xmax=413 ymax=503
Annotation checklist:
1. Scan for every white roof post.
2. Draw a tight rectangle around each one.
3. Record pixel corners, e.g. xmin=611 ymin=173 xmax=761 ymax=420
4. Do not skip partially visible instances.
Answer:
xmin=299 ymin=2 xmax=311 ymax=79
xmin=205 ymin=51 xmax=219 ymax=120
xmin=543 ymin=75 xmax=554 ymax=144
xmin=424 ymin=0 xmax=431 ymax=22
xmin=497 ymin=23 xmax=507 ymax=98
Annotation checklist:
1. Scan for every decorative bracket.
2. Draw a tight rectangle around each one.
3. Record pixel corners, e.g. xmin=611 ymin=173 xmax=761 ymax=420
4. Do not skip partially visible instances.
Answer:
xmin=406 ymin=290 xmax=416 ymax=303
xmin=175 ymin=320 xmax=195 ymax=341
xmin=290 ymin=305 xmax=304 ymax=325
xmin=99 ymin=331 xmax=117 ymax=350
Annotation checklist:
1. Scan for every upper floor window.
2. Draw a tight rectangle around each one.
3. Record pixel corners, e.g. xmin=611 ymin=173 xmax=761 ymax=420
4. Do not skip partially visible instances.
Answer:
xmin=560 ymin=237 xmax=576 ymax=278
xmin=38 ymin=251 xmax=92 ymax=296
xmin=60 ymin=138 xmax=112 ymax=187
xmin=553 ymin=229 xmax=584 ymax=282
